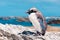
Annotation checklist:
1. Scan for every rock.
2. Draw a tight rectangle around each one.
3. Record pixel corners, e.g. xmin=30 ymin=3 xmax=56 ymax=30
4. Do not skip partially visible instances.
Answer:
xmin=0 ymin=29 xmax=23 ymax=40
xmin=2 ymin=17 xmax=10 ymax=20
xmin=15 ymin=17 xmax=30 ymax=22
xmin=0 ymin=23 xmax=59 ymax=40
xmin=22 ymin=35 xmax=33 ymax=40
xmin=47 ymin=20 xmax=60 ymax=24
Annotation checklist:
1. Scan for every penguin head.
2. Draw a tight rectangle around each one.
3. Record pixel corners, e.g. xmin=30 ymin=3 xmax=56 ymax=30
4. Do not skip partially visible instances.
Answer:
xmin=26 ymin=7 xmax=38 ymax=14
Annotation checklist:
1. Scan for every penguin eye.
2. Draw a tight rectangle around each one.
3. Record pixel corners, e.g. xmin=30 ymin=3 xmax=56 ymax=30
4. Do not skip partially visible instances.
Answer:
xmin=31 ymin=10 xmax=37 ymax=13
xmin=26 ymin=10 xmax=37 ymax=14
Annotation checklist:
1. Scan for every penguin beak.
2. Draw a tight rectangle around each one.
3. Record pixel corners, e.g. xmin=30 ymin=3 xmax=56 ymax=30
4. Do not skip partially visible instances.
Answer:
xmin=26 ymin=10 xmax=30 ymax=13
xmin=26 ymin=11 xmax=29 ymax=13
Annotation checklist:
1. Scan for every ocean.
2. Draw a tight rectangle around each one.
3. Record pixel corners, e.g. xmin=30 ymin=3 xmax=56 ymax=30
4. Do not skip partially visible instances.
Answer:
xmin=0 ymin=17 xmax=32 ymax=26
xmin=49 ymin=24 xmax=60 ymax=27
xmin=0 ymin=17 xmax=60 ymax=27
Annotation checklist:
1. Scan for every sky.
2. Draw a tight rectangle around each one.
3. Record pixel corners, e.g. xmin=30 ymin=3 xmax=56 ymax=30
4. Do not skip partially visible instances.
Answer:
xmin=0 ymin=0 xmax=60 ymax=17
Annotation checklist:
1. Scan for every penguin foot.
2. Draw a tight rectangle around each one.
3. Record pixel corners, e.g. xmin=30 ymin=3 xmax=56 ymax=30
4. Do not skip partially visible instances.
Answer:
xmin=36 ymin=31 xmax=42 ymax=36
xmin=36 ymin=31 xmax=45 ymax=36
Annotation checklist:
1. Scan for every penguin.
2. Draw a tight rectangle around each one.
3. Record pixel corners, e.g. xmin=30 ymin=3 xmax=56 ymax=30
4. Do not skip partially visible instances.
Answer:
xmin=26 ymin=7 xmax=47 ymax=36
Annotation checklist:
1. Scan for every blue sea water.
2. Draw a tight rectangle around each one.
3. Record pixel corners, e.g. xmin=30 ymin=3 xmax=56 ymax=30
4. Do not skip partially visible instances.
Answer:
xmin=0 ymin=18 xmax=60 ymax=27
xmin=0 ymin=18 xmax=32 ymax=26
xmin=49 ymin=24 xmax=60 ymax=27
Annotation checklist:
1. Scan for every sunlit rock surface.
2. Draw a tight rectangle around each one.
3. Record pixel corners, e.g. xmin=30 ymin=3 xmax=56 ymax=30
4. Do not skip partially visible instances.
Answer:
xmin=0 ymin=23 xmax=60 ymax=40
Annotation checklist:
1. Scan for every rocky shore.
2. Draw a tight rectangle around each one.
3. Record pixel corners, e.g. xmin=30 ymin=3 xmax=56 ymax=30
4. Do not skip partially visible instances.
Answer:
xmin=0 ymin=16 xmax=60 ymax=24
xmin=46 ymin=17 xmax=60 ymax=24
xmin=0 ymin=16 xmax=60 ymax=40
xmin=0 ymin=23 xmax=60 ymax=40
xmin=0 ymin=16 xmax=30 ymax=22
xmin=47 ymin=20 xmax=60 ymax=24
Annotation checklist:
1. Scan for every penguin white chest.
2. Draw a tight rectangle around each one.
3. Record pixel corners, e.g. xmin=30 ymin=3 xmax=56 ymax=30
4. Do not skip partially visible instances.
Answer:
xmin=29 ymin=13 xmax=42 ymax=32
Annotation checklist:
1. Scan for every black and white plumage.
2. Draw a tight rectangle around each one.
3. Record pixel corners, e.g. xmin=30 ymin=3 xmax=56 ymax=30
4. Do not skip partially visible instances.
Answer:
xmin=26 ymin=7 xmax=47 ymax=36
xmin=27 ymin=8 xmax=43 ymax=33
